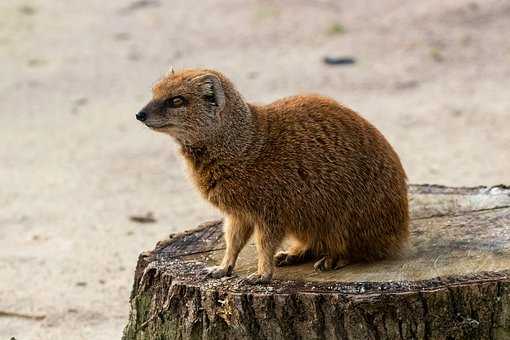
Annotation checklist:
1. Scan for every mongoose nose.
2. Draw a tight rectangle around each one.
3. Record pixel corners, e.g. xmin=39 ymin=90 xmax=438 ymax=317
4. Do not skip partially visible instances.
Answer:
xmin=136 ymin=111 xmax=147 ymax=122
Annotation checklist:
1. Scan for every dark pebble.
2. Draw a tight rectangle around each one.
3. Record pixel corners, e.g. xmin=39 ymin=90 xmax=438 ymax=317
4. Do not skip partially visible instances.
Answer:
xmin=323 ymin=56 xmax=356 ymax=65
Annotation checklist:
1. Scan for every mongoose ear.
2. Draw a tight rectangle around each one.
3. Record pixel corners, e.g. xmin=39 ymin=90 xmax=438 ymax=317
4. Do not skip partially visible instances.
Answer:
xmin=165 ymin=66 xmax=175 ymax=76
xmin=194 ymin=74 xmax=225 ymax=112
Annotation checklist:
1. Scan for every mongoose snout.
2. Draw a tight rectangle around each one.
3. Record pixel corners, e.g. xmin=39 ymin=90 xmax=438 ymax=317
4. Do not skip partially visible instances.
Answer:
xmin=136 ymin=110 xmax=147 ymax=122
xmin=138 ymin=68 xmax=409 ymax=284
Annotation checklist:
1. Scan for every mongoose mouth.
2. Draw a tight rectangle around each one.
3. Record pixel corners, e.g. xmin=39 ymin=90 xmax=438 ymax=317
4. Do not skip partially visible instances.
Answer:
xmin=147 ymin=122 xmax=175 ymax=129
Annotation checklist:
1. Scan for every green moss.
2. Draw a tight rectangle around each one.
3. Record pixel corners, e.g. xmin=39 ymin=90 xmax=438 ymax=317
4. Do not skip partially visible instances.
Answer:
xmin=430 ymin=47 xmax=444 ymax=62
xmin=326 ymin=22 xmax=346 ymax=35
xmin=123 ymin=292 xmax=187 ymax=340
xmin=254 ymin=5 xmax=280 ymax=20
xmin=122 ymin=293 xmax=153 ymax=340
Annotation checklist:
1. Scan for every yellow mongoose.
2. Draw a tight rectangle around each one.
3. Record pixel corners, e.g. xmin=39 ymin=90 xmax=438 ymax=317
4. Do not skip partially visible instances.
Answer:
xmin=136 ymin=68 xmax=409 ymax=284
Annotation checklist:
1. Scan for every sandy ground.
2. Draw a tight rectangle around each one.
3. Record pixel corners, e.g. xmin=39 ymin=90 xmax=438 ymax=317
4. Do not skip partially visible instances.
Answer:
xmin=1 ymin=0 xmax=509 ymax=338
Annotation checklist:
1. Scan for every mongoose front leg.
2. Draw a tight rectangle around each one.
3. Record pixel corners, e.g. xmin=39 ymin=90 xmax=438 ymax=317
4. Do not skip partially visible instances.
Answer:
xmin=243 ymin=225 xmax=283 ymax=284
xmin=207 ymin=216 xmax=253 ymax=278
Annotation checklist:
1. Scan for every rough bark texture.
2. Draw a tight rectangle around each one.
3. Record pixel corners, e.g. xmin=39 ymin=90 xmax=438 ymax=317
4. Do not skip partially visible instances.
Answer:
xmin=123 ymin=185 xmax=510 ymax=340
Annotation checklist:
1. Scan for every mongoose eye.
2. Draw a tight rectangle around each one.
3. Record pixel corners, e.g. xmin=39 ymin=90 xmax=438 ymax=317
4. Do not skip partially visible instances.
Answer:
xmin=166 ymin=96 xmax=186 ymax=108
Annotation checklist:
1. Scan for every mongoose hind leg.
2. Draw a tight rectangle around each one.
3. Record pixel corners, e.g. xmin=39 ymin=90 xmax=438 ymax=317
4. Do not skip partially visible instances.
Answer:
xmin=274 ymin=251 xmax=312 ymax=267
xmin=207 ymin=216 xmax=253 ymax=278
xmin=274 ymin=241 xmax=313 ymax=267
xmin=313 ymin=256 xmax=349 ymax=272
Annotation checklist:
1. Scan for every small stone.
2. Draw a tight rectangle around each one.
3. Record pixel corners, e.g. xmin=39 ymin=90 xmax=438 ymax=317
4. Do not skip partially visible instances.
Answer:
xmin=114 ymin=32 xmax=131 ymax=41
xmin=323 ymin=56 xmax=356 ymax=65
xmin=19 ymin=5 xmax=36 ymax=15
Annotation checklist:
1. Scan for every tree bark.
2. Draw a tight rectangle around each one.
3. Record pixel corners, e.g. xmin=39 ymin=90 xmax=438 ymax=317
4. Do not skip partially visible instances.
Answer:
xmin=122 ymin=184 xmax=510 ymax=340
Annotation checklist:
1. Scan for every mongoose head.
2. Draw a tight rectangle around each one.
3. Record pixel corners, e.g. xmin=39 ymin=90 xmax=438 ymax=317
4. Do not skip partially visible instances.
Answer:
xmin=136 ymin=69 xmax=231 ymax=146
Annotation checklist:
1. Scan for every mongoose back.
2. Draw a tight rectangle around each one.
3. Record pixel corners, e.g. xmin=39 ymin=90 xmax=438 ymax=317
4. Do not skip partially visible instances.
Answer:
xmin=136 ymin=68 xmax=409 ymax=283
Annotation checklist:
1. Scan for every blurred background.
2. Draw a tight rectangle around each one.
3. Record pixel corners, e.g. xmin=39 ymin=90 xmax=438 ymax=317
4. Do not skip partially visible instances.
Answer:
xmin=1 ymin=0 xmax=509 ymax=338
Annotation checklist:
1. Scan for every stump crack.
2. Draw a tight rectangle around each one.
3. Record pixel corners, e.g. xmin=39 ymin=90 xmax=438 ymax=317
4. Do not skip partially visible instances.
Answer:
xmin=413 ymin=204 xmax=510 ymax=221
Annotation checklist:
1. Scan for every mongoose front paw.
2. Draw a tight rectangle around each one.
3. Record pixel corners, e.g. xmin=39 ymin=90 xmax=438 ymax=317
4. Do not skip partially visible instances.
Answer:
xmin=274 ymin=251 xmax=301 ymax=267
xmin=205 ymin=265 xmax=233 ymax=279
xmin=240 ymin=272 xmax=272 ymax=285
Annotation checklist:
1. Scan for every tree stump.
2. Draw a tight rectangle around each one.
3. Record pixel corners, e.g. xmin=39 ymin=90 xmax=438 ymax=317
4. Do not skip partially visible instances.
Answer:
xmin=123 ymin=185 xmax=510 ymax=340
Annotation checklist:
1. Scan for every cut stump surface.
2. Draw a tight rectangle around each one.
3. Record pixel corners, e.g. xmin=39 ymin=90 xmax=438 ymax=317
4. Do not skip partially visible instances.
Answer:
xmin=123 ymin=185 xmax=510 ymax=340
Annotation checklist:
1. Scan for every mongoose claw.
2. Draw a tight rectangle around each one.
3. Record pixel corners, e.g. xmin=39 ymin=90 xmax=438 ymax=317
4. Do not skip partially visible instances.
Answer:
xmin=205 ymin=265 xmax=232 ymax=279
xmin=313 ymin=256 xmax=334 ymax=272
xmin=274 ymin=252 xmax=300 ymax=267
xmin=314 ymin=257 xmax=349 ymax=272
xmin=240 ymin=272 xmax=271 ymax=285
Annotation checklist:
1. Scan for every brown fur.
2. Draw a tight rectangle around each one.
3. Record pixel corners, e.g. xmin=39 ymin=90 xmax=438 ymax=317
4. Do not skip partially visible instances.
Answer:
xmin=138 ymin=68 xmax=409 ymax=283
